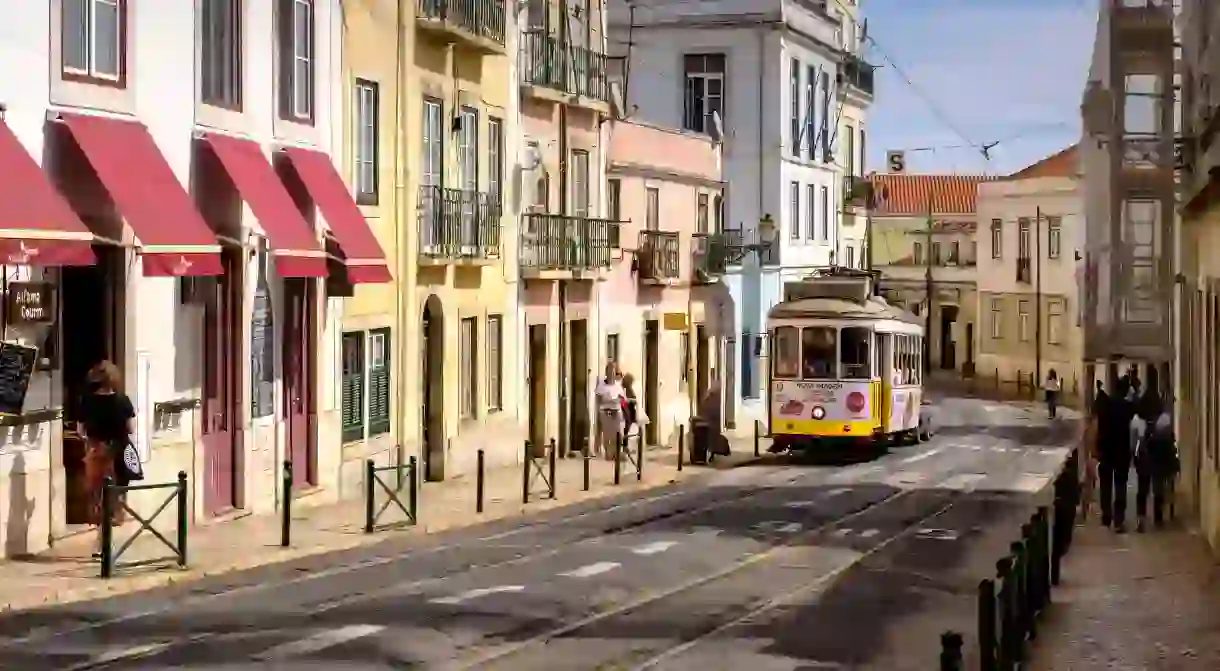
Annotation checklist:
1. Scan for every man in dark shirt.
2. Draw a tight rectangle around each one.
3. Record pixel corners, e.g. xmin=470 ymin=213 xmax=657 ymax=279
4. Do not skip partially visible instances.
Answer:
xmin=1097 ymin=378 xmax=1135 ymax=532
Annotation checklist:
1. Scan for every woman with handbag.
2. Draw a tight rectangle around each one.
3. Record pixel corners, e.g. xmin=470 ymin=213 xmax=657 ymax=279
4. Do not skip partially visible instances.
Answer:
xmin=79 ymin=360 xmax=137 ymax=558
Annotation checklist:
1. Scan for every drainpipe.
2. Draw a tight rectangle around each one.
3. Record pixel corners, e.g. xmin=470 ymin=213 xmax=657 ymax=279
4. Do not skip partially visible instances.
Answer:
xmin=392 ymin=0 xmax=408 ymax=469
xmin=557 ymin=0 xmax=571 ymax=457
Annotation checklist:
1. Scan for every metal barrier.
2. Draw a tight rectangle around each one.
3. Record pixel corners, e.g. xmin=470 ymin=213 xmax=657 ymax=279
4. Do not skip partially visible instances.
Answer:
xmin=614 ymin=431 xmax=643 ymax=484
xmin=364 ymin=456 xmax=418 ymax=533
xmin=99 ymin=471 xmax=188 ymax=579
xmin=522 ymin=438 xmax=557 ymax=502
xmin=964 ymin=450 xmax=1079 ymax=670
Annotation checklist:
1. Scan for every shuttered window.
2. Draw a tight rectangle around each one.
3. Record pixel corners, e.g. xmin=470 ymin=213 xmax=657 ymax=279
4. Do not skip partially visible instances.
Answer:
xmin=368 ymin=328 xmax=391 ymax=435
xmin=341 ymin=332 xmax=365 ymax=442
xmin=487 ymin=316 xmax=502 ymax=411
xmin=460 ymin=317 xmax=478 ymax=419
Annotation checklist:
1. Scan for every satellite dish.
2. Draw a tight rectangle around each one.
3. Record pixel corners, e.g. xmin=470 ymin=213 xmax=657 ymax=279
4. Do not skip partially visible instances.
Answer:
xmin=709 ymin=110 xmax=724 ymax=142
xmin=521 ymin=142 xmax=542 ymax=171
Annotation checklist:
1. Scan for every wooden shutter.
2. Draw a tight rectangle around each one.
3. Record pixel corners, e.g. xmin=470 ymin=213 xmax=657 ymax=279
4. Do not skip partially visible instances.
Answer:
xmin=341 ymin=332 xmax=365 ymax=442
xmin=368 ymin=328 xmax=391 ymax=435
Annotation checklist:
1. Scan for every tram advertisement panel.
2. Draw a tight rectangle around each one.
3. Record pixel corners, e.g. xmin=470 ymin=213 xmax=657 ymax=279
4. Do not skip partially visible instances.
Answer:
xmin=771 ymin=380 xmax=872 ymax=421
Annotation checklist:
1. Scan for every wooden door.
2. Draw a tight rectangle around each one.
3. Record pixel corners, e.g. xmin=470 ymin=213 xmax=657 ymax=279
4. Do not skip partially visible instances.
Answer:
xmin=569 ymin=320 xmax=588 ymax=455
xmin=644 ymin=321 xmax=659 ymax=445
xmin=282 ymin=279 xmax=316 ymax=488
xmin=528 ymin=325 xmax=546 ymax=450
xmin=202 ymin=253 xmax=243 ymax=514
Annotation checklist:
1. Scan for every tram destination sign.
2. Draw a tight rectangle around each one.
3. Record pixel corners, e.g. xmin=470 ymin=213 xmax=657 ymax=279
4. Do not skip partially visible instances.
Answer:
xmin=6 ymin=282 xmax=54 ymax=324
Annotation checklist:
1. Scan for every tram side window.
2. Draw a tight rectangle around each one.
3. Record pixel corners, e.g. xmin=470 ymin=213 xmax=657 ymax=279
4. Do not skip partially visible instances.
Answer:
xmin=802 ymin=326 xmax=837 ymax=379
xmin=772 ymin=326 xmax=800 ymax=378
xmin=841 ymin=327 xmax=871 ymax=379
xmin=901 ymin=335 xmax=912 ymax=385
xmin=915 ymin=336 xmax=923 ymax=385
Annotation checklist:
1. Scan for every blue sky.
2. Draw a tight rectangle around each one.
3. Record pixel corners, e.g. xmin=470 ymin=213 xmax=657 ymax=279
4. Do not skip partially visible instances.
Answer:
xmin=861 ymin=0 xmax=1098 ymax=175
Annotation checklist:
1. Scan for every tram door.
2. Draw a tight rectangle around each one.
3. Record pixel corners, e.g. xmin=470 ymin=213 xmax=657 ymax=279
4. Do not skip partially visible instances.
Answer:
xmin=879 ymin=333 xmax=893 ymax=433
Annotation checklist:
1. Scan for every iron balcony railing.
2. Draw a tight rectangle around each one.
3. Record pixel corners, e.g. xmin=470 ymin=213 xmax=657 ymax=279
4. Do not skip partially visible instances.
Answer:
xmin=637 ymin=230 xmax=680 ymax=281
xmin=840 ymin=54 xmax=875 ymax=97
xmin=418 ymin=185 xmax=501 ymax=260
xmin=692 ymin=232 xmax=728 ymax=280
xmin=520 ymin=31 xmax=610 ymax=102
xmin=521 ymin=213 xmax=620 ymax=272
xmin=417 ymin=0 xmax=506 ymax=46
xmin=724 ymin=228 xmax=778 ymax=266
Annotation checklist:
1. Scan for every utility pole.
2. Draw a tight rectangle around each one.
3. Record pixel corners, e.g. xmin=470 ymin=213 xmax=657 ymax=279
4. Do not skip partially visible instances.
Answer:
xmin=1034 ymin=206 xmax=1043 ymax=385
xmin=924 ymin=198 xmax=933 ymax=374
xmin=556 ymin=0 xmax=571 ymax=457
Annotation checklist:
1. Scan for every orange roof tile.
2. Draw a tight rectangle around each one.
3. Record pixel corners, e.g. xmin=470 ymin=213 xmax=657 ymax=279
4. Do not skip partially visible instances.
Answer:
xmin=1000 ymin=144 xmax=1080 ymax=180
xmin=867 ymin=173 xmax=997 ymax=216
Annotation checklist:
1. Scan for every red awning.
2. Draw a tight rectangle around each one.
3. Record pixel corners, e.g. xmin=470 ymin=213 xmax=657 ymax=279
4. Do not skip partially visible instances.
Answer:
xmin=199 ymin=133 xmax=327 ymax=278
xmin=280 ymin=147 xmax=391 ymax=283
xmin=58 ymin=113 xmax=222 ymax=276
xmin=0 ymin=120 xmax=95 ymax=266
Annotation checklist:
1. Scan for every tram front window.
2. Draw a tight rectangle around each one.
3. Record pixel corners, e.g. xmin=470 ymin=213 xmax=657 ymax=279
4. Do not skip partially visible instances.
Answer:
xmin=801 ymin=327 xmax=837 ymax=379
xmin=840 ymin=327 xmax=871 ymax=379
xmin=772 ymin=326 xmax=800 ymax=378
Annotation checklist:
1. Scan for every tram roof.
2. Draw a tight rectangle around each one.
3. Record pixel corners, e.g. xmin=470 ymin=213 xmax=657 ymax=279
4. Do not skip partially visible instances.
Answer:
xmin=767 ymin=296 xmax=922 ymax=325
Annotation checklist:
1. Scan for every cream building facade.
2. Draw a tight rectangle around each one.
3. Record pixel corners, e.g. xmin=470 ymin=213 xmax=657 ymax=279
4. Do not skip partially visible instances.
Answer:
xmin=975 ymin=147 xmax=1085 ymax=394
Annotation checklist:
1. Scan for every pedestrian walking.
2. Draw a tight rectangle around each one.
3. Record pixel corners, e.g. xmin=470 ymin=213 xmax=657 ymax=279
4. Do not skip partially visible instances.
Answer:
xmin=79 ymin=361 xmax=137 ymax=559
xmin=1044 ymin=369 xmax=1061 ymax=419
xmin=1134 ymin=386 xmax=1175 ymax=531
xmin=593 ymin=362 xmax=625 ymax=460
xmin=621 ymin=372 xmax=640 ymax=439
xmin=1097 ymin=377 xmax=1135 ymax=532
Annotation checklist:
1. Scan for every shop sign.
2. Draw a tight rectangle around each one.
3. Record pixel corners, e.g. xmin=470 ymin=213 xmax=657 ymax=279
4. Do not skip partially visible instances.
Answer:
xmin=6 ymin=282 xmax=54 ymax=324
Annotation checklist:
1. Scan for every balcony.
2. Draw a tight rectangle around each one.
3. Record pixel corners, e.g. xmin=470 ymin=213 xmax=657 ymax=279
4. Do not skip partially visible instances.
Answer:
xmin=692 ymin=233 xmax=728 ymax=283
xmin=521 ymin=213 xmax=620 ymax=278
xmin=1016 ymin=257 xmax=1031 ymax=283
xmin=636 ymin=230 xmax=680 ymax=284
xmin=1112 ymin=0 xmax=1174 ymax=53
xmin=418 ymin=186 xmax=501 ymax=263
xmin=839 ymin=54 xmax=875 ymax=98
xmin=519 ymin=31 xmax=610 ymax=112
xmin=416 ymin=0 xmax=506 ymax=54
xmin=842 ymin=175 xmax=872 ymax=210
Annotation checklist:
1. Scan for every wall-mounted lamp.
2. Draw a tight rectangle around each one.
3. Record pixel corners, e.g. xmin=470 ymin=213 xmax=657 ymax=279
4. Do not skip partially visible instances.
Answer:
xmin=0 ymin=103 xmax=7 ymax=121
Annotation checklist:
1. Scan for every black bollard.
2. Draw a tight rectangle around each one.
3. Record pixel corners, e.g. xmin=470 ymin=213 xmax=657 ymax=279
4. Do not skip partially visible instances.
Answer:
xmin=283 ymin=460 xmax=294 ymax=544
xmin=476 ymin=449 xmax=485 ymax=513
xmin=408 ymin=456 xmax=418 ymax=524
xmin=582 ymin=437 xmax=591 ymax=491
xmin=363 ymin=459 xmax=374 ymax=534
xmin=978 ymin=579 xmax=997 ymax=670
xmin=548 ymin=438 xmax=557 ymax=499
xmin=636 ymin=433 xmax=644 ymax=481
xmin=613 ymin=432 xmax=622 ymax=485
xmin=100 ymin=476 xmax=114 ymax=578
xmin=753 ymin=420 xmax=760 ymax=457
xmin=677 ymin=424 xmax=685 ymax=472
xmin=176 ymin=471 xmax=189 ymax=568
xmin=939 ymin=631 xmax=964 ymax=671
xmin=522 ymin=440 xmax=531 ymax=504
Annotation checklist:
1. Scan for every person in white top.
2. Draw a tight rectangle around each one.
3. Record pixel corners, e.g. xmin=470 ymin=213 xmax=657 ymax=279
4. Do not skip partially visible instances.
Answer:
xmin=593 ymin=362 xmax=625 ymax=459
xmin=1044 ymin=369 xmax=1062 ymax=419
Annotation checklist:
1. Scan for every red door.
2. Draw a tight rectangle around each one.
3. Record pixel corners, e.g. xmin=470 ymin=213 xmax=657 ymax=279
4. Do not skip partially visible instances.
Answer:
xmin=283 ymin=279 xmax=317 ymax=488
xmin=202 ymin=251 xmax=242 ymax=515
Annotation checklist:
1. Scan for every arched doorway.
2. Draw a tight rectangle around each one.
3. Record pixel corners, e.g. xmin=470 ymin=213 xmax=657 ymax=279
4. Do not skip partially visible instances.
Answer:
xmin=421 ymin=295 xmax=445 ymax=481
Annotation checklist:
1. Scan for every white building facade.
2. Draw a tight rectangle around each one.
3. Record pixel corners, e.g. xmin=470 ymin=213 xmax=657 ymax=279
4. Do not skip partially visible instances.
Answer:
xmin=607 ymin=0 xmax=871 ymax=432
xmin=0 ymin=0 xmax=371 ymax=557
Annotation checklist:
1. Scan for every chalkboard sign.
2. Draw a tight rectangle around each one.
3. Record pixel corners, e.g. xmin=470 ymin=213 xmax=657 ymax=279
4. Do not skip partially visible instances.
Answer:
xmin=0 ymin=342 xmax=38 ymax=415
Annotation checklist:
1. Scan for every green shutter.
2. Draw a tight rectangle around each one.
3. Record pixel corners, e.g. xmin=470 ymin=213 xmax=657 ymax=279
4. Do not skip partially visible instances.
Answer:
xmin=341 ymin=332 xmax=366 ymax=442
xmin=368 ymin=328 xmax=391 ymax=436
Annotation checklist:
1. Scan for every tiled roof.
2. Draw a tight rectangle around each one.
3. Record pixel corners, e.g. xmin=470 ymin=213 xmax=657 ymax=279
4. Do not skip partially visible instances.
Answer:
xmin=867 ymin=173 xmax=998 ymax=216
xmin=1000 ymin=144 xmax=1080 ymax=180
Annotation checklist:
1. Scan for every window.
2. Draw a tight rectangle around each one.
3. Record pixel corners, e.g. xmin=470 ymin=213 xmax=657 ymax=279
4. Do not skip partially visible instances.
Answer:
xmin=844 ymin=245 xmax=854 ymax=268
xmin=63 ymin=0 xmax=125 ymax=84
xmin=421 ymin=99 xmax=443 ymax=188
xmin=1018 ymin=300 xmax=1031 ymax=342
xmin=1048 ymin=300 xmax=1064 ymax=345
xmin=819 ymin=70 xmax=831 ymax=162
xmin=201 ymin=0 xmax=242 ymax=107
xmin=820 ymin=185 xmax=829 ymax=239
xmin=606 ymin=333 xmax=620 ymax=366
xmin=683 ymin=54 xmax=725 ymax=133
xmin=534 ymin=171 xmax=550 ymax=211
xmin=949 ymin=241 xmax=960 ymax=264
xmin=805 ymin=184 xmax=816 ymax=238
xmin=991 ymin=219 xmax=1002 ymax=258
xmin=790 ymin=59 xmax=801 ymax=157
xmin=990 ymin=298 xmax=1003 ymax=338
xmin=341 ymin=332 xmax=366 ymax=442
xmin=608 ymin=179 xmax=622 ymax=221
xmin=368 ymin=329 xmax=390 ymax=435
xmin=772 ymin=326 xmax=800 ymax=378
xmin=458 ymin=106 xmax=479 ymax=192
xmin=1047 ymin=216 xmax=1061 ymax=259
xmin=840 ymin=327 xmax=871 ymax=379
xmin=488 ymin=117 xmax=504 ymax=208
xmin=1018 ymin=217 xmax=1031 ymax=258
xmin=460 ymin=317 xmax=477 ymax=419
xmin=913 ymin=241 xmax=923 ymax=265
xmin=790 ymin=182 xmax=800 ymax=239
xmin=802 ymin=326 xmax=836 ymax=379
xmin=353 ymin=79 xmax=379 ymax=205
xmin=646 ymin=187 xmax=659 ymax=230
xmin=697 ymin=193 xmax=709 ymax=233
xmin=805 ymin=65 xmax=817 ymax=160
xmin=713 ymin=195 xmax=724 ymax=233
xmin=931 ymin=242 xmax=942 ymax=265
xmin=844 ymin=124 xmax=855 ymax=176
xmin=278 ymin=0 xmax=314 ymax=122
xmin=571 ymin=149 xmax=589 ymax=217
xmin=487 ymin=316 xmax=503 ymax=411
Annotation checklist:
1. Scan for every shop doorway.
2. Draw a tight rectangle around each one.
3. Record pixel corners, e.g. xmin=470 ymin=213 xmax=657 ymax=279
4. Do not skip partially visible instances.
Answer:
xmin=568 ymin=319 xmax=588 ymax=456
xmin=61 ymin=245 xmax=126 ymax=526
xmin=282 ymin=279 xmax=316 ymax=489
xmin=421 ymin=295 xmax=445 ymax=482
xmin=201 ymin=249 xmax=243 ymax=515
xmin=644 ymin=320 xmax=659 ymax=445
xmin=527 ymin=324 xmax=547 ymax=451
xmin=696 ymin=325 xmax=710 ymax=403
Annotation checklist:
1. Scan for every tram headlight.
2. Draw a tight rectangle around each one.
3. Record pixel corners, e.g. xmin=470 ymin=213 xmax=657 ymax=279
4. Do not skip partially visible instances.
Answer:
xmin=811 ymin=406 xmax=826 ymax=420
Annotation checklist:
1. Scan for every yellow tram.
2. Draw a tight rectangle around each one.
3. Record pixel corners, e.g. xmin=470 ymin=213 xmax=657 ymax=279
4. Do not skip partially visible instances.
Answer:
xmin=766 ymin=271 xmax=925 ymax=451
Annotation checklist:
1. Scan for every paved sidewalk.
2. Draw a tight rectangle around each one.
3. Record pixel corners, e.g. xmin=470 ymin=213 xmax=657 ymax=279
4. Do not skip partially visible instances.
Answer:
xmin=0 ymin=440 xmax=767 ymax=613
xmin=1028 ymin=518 xmax=1220 ymax=670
